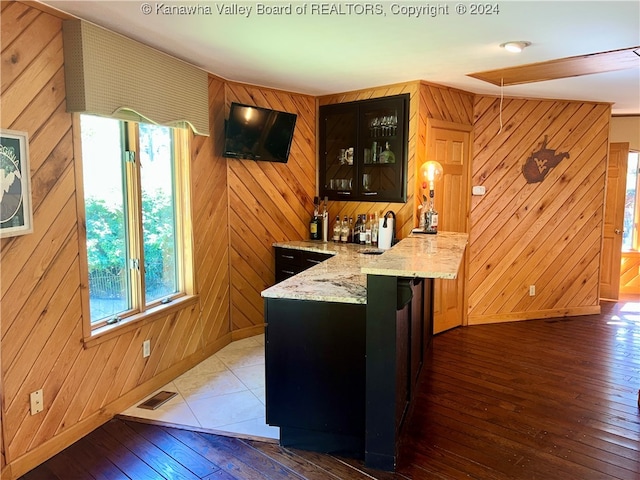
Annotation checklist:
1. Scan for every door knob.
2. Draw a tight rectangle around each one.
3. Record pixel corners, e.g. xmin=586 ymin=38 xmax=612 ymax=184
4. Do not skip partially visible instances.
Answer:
xmin=614 ymin=229 xmax=622 ymax=235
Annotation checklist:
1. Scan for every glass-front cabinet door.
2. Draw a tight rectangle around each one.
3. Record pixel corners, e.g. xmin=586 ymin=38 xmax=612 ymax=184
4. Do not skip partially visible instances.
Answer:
xmin=319 ymin=104 xmax=357 ymax=199
xmin=319 ymin=94 xmax=408 ymax=202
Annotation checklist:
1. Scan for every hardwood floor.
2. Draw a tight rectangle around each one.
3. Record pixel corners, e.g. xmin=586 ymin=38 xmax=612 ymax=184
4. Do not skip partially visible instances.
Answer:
xmin=20 ymin=301 xmax=639 ymax=479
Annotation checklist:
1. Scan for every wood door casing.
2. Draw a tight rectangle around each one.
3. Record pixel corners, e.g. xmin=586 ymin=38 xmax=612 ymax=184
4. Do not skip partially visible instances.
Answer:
xmin=600 ymin=142 xmax=629 ymax=300
xmin=426 ymin=119 xmax=472 ymax=333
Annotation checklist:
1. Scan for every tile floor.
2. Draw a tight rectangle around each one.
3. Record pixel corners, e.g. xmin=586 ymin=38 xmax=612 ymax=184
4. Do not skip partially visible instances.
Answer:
xmin=119 ymin=334 xmax=279 ymax=441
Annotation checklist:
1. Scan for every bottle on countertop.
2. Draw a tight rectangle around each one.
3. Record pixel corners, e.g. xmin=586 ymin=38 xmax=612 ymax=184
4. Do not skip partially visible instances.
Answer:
xmin=340 ymin=216 xmax=349 ymax=243
xmin=332 ymin=215 xmax=341 ymax=242
xmin=371 ymin=212 xmax=379 ymax=246
xmin=309 ymin=196 xmax=321 ymax=240
xmin=365 ymin=214 xmax=372 ymax=245
xmin=424 ymin=202 xmax=438 ymax=234
xmin=322 ymin=196 xmax=329 ymax=242
xmin=348 ymin=216 xmax=355 ymax=243
xmin=358 ymin=214 xmax=367 ymax=244
xmin=353 ymin=215 xmax=361 ymax=244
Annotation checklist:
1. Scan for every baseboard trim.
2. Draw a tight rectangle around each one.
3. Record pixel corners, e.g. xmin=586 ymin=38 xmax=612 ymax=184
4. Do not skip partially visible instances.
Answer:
xmin=231 ymin=324 xmax=265 ymax=341
xmin=468 ymin=305 xmax=601 ymax=325
xmin=3 ymin=333 xmax=232 ymax=480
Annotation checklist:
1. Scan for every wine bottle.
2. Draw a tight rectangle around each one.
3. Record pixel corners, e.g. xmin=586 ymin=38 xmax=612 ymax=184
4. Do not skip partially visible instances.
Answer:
xmin=310 ymin=196 xmax=321 ymax=240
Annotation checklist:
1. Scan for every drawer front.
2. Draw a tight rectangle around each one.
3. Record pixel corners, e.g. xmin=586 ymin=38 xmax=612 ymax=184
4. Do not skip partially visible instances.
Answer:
xmin=275 ymin=263 xmax=305 ymax=283
xmin=301 ymin=251 xmax=332 ymax=269
xmin=275 ymin=248 xmax=302 ymax=266
xmin=274 ymin=247 xmax=332 ymax=282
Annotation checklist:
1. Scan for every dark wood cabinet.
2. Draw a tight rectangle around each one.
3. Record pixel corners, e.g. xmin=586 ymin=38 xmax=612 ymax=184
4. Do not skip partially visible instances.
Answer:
xmin=264 ymin=275 xmax=433 ymax=464
xmin=274 ymin=247 xmax=332 ymax=283
xmin=319 ymin=94 xmax=409 ymax=203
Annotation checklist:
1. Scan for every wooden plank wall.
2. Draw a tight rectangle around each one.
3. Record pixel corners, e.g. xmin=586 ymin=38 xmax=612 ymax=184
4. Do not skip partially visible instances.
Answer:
xmin=318 ymin=81 xmax=474 ymax=240
xmin=224 ymin=83 xmax=317 ymax=332
xmin=620 ymin=252 xmax=640 ymax=295
xmin=0 ymin=3 xmax=231 ymax=477
xmin=468 ymin=96 xmax=611 ymax=324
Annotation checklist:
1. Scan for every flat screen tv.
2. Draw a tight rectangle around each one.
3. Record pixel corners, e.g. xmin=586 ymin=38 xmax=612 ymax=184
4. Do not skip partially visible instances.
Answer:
xmin=223 ymin=103 xmax=297 ymax=163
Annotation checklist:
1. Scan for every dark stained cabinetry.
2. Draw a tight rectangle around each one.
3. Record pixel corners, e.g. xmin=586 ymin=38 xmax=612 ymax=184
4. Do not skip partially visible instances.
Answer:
xmin=274 ymin=247 xmax=332 ymax=283
xmin=319 ymin=94 xmax=409 ymax=203
xmin=264 ymin=276 xmax=432 ymax=463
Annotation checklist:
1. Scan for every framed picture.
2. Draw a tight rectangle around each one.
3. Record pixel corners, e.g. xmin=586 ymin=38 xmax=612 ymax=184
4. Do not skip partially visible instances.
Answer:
xmin=1 ymin=129 xmax=33 ymax=238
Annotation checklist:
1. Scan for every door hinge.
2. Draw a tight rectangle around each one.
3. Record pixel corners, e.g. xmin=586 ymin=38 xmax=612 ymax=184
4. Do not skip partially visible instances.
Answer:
xmin=130 ymin=258 xmax=140 ymax=270
xmin=125 ymin=150 xmax=136 ymax=163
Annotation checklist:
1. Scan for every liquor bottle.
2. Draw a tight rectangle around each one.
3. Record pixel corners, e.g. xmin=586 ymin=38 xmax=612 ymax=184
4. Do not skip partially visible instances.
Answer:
xmin=310 ymin=196 xmax=321 ymax=240
xmin=340 ymin=215 xmax=349 ymax=243
xmin=322 ymin=196 xmax=329 ymax=242
xmin=333 ymin=215 xmax=341 ymax=242
xmin=353 ymin=215 xmax=361 ymax=244
xmin=370 ymin=213 xmax=378 ymax=246
xmin=348 ymin=217 xmax=354 ymax=243
xmin=379 ymin=142 xmax=396 ymax=164
xmin=424 ymin=200 xmax=438 ymax=234
xmin=358 ymin=214 xmax=366 ymax=244
xmin=365 ymin=214 xmax=372 ymax=245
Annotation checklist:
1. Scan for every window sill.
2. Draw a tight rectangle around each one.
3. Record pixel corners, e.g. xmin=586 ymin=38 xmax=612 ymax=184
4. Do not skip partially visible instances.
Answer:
xmin=83 ymin=294 xmax=200 ymax=349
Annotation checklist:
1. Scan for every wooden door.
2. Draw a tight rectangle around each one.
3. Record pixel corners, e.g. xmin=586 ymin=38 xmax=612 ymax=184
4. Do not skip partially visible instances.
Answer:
xmin=426 ymin=119 xmax=472 ymax=333
xmin=600 ymin=142 xmax=629 ymax=300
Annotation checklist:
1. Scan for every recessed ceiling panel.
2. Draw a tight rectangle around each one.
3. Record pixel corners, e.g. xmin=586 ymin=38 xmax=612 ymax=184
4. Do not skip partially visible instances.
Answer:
xmin=468 ymin=47 xmax=640 ymax=86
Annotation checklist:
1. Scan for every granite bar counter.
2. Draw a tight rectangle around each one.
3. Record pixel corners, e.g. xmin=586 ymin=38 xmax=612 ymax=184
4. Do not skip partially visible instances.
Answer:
xmin=261 ymin=232 xmax=468 ymax=471
xmin=263 ymin=231 xmax=468 ymax=303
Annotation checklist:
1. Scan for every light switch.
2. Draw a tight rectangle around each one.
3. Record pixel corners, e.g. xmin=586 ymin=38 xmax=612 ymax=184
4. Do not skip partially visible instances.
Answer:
xmin=472 ymin=185 xmax=486 ymax=196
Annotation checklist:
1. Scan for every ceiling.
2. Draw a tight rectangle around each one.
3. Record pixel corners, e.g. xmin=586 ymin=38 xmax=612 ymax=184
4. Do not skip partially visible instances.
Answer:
xmin=41 ymin=0 xmax=640 ymax=115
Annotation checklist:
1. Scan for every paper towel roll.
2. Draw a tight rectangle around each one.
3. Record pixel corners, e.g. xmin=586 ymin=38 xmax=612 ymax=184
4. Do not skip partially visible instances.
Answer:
xmin=378 ymin=218 xmax=394 ymax=249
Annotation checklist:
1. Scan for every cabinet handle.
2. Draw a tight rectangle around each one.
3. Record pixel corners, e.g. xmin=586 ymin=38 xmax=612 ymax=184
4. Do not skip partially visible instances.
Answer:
xmin=362 ymin=192 xmax=378 ymax=196
xmin=281 ymin=254 xmax=295 ymax=260
xmin=306 ymin=259 xmax=323 ymax=264
xmin=282 ymin=270 xmax=296 ymax=275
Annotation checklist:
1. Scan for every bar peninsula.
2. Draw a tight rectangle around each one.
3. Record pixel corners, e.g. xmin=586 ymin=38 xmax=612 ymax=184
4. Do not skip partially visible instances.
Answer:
xmin=261 ymin=232 xmax=468 ymax=471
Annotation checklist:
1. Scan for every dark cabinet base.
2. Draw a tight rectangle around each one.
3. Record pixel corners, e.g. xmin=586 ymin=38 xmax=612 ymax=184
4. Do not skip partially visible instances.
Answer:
xmin=264 ymin=277 xmax=433 ymax=470
xmin=265 ymin=298 xmax=366 ymax=456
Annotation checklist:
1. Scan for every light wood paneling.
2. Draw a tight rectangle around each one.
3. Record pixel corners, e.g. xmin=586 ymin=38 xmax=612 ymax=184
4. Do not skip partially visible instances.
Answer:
xmin=468 ymin=96 xmax=611 ymax=323
xmin=620 ymin=252 xmax=640 ymax=296
xmin=1 ymin=5 xmax=230 ymax=477
xmin=225 ymin=83 xmax=317 ymax=331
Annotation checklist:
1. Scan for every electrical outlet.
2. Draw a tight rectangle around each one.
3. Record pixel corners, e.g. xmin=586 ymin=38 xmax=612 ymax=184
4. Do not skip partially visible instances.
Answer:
xmin=529 ymin=285 xmax=536 ymax=296
xmin=30 ymin=389 xmax=43 ymax=415
xmin=143 ymin=339 xmax=151 ymax=358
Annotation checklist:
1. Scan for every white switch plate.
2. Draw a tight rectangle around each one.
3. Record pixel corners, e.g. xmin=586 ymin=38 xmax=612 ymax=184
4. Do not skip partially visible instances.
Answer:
xmin=30 ymin=389 xmax=43 ymax=415
xmin=143 ymin=339 xmax=151 ymax=358
xmin=529 ymin=285 xmax=536 ymax=296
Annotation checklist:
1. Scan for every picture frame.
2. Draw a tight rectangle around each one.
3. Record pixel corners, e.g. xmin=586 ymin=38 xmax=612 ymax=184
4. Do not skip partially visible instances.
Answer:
xmin=1 ymin=129 xmax=33 ymax=238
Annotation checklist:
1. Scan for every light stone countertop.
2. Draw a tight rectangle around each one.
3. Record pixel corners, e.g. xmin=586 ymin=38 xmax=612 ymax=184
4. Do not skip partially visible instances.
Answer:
xmin=261 ymin=232 xmax=468 ymax=304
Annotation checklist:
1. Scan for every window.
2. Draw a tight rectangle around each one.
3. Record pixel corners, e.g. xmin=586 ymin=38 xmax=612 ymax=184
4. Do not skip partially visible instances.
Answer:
xmin=623 ymin=151 xmax=639 ymax=252
xmin=78 ymin=114 xmax=193 ymax=331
